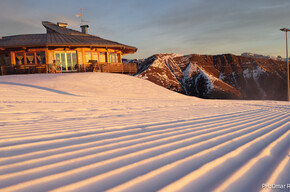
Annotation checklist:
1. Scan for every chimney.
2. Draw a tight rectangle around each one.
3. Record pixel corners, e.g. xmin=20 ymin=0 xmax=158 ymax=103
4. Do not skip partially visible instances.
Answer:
xmin=80 ymin=25 xmax=89 ymax=34
xmin=57 ymin=22 xmax=68 ymax=28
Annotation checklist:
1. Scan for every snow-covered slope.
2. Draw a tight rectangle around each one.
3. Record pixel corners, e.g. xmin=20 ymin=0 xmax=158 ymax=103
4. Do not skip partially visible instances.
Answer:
xmin=0 ymin=73 xmax=289 ymax=192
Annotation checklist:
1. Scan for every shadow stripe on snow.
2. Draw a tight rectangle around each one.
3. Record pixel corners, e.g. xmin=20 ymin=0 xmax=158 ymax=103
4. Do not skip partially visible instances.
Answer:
xmin=159 ymin=118 xmax=289 ymax=192
xmin=0 ymin=109 xmax=263 ymax=147
xmin=0 ymin=113 xmax=288 ymax=191
xmin=51 ymin=115 xmax=290 ymax=192
xmin=0 ymin=109 xmax=268 ymax=157
xmin=0 ymin=110 xmax=278 ymax=174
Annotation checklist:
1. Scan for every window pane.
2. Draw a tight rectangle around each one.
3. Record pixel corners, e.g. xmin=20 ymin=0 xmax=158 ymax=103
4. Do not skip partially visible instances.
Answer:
xmin=49 ymin=52 xmax=53 ymax=64
xmin=55 ymin=53 xmax=64 ymax=70
xmin=113 ymin=53 xmax=116 ymax=63
xmin=92 ymin=52 xmax=98 ymax=61
xmin=67 ymin=53 xmax=72 ymax=70
xmin=85 ymin=52 xmax=91 ymax=63
xmin=78 ymin=52 xmax=83 ymax=65
xmin=99 ymin=52 xmax=106 ymax=63
xmin=26 ymin=53 xmax=35 ymax=64
xmin=72 ymin=53 xmax=77 ymax=70
xmin=55 ymin=53 xmax=60 ymax=65
xmin=4 ymin=54 xmax=9 ymax=65
xmin=15 ymin=53 xmax=24 ymax=65
xmin=36 ymin=52 xmax=46 ymax=64
xmin=61 ymin=53 xmax=66 ymax=70
xmin=67 ymin=53 xmax=72 ymax=66
xmin=116 ymin=53 xmax=120 ymax=63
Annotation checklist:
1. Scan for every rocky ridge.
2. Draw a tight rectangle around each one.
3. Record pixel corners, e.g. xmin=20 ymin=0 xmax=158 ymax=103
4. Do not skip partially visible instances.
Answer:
xmin=135 ymin=53 xmax=287 ymax=100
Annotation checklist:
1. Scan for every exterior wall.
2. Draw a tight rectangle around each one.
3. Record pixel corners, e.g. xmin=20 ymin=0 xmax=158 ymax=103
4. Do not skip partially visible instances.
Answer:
xmin=0 ymin=48 xmax=48 ymax=75
xmin=75 ymin=48 xmax=124 ymax=72
xmin=78 ymin=48 xmax=122 ymax=63
xmin=0 ymin=52 xmax=10 ymax=75
xmin=0 ymin=47 xmax=136 ymax=75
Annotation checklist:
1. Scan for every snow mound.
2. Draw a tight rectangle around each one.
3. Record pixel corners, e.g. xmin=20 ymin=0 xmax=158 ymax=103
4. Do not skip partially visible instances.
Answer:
xmin=0 ymin=73 xmax=187 ymax=99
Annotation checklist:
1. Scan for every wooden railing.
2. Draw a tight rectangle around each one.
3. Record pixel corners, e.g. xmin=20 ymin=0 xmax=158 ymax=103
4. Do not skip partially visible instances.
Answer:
xmin=0 ymin=62 xmax=137 ymax=76
xmin=0 ymin=64 xmax=48 ymax=75
xmin=102 ymin=63 xmax=137 ymax=74
xmin=80 ymin=62 xmax=137 ymax=74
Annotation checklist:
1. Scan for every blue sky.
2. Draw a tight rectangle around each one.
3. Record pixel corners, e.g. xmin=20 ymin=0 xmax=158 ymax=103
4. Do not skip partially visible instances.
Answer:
xmin=0 ymin=0 xmax=290 ymax=59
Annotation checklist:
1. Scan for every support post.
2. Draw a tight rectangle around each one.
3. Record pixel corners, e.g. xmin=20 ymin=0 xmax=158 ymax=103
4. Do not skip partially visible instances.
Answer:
xmin=286 ymin=31 xmax=290 ymax=101
xmin=280 ymin=28 xmax=290 ymax=101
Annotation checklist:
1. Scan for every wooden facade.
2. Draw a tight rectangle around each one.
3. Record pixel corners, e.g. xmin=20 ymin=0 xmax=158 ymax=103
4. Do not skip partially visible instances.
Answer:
xmin=0 ymin=21 xmax=137 ymax=75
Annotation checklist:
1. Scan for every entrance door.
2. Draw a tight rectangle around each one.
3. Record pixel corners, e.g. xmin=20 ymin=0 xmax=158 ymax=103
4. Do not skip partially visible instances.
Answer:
xmin=55 ymin=51 xmax=77 ymax=71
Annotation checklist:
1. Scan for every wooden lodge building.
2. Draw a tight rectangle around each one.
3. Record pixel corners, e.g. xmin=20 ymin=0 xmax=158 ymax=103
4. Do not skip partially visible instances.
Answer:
xmin=0 ymin=21 xmax=137 ymax=75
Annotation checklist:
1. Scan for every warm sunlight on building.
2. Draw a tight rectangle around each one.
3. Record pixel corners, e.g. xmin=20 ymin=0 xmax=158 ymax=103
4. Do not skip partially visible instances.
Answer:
xmin=0 ymin=21 xmax=137 ymax=75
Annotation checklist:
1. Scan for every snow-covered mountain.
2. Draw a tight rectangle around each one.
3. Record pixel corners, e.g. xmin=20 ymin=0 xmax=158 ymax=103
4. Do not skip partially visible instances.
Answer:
xmin=241 ymin=52 xmax=284 ymax=61
xmin=136 ymin=53 xmax=288 ymax=100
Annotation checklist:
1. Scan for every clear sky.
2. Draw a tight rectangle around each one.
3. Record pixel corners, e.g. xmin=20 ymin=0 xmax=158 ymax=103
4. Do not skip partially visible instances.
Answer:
xmin=0 ymin=0 xmax=290 ymax=59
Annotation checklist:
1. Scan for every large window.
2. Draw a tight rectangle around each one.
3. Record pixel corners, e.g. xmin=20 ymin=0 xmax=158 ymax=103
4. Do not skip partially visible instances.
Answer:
xmin=55 ymin=51 xmax=77 ymax=71
xmin=26 ymin=53 xmax=35 ymax=64
xmin=66 ymin=52 xmax=77 ymax=70
xmin=85 ymin=51 xmax=101 ymax=63
xmin=15 ymin=51 xmax=46 ymax=65
xmin=36 ymin=52 xmax=46 ymax=64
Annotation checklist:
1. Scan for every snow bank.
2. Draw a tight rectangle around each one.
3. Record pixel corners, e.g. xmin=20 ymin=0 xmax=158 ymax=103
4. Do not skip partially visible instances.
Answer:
xmin=0 ymin=73 xmax=187 ymax=99
xmin=0 ymin=73 xmax=289 ymax=192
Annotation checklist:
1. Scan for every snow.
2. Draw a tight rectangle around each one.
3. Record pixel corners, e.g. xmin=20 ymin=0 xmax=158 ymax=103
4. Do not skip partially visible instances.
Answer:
xmin=0 ymin=73 xmax=289 ymax=192
xmin=183 ymin=62 xmax=198 ymax=79
xmin=243 ymin=66 xmax=265 ymax=80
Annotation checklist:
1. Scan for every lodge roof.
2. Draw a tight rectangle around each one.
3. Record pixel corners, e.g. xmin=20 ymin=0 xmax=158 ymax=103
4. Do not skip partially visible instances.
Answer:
xmin=0 ymin=21 xmax=137 ymax=54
